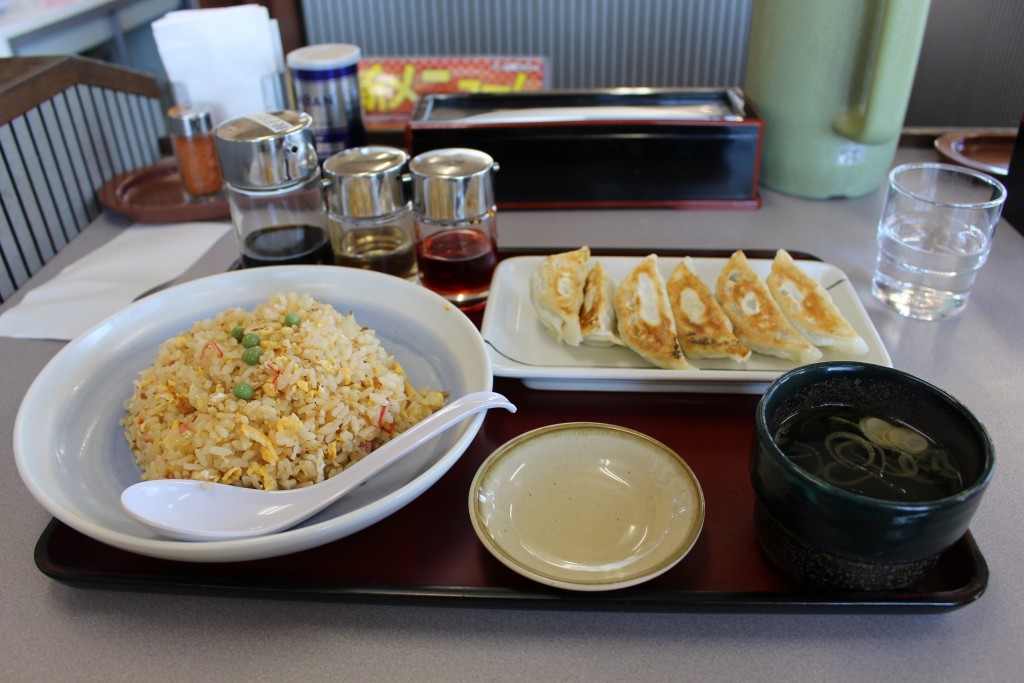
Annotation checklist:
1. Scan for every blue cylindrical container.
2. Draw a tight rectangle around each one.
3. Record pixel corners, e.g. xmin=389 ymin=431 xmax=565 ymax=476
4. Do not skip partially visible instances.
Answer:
xmin=286 ymin=43 xmax=368 ymax=159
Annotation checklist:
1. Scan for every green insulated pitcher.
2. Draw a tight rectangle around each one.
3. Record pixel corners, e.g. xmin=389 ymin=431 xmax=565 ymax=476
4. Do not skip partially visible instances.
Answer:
xmin=744 ymin=0 xmax=931 ymax=199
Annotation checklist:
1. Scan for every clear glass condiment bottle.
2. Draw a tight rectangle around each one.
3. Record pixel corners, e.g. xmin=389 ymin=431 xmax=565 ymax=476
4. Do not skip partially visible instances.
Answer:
xmin=322 ymin=146 xmax=417 ymax=280
xmin=214 ymin=111 xmax=330 ymax=267
xmin=167 ymin=103 xmax=223 ymax=198
xmin=409 ymin=148 xmax=498 ymax=311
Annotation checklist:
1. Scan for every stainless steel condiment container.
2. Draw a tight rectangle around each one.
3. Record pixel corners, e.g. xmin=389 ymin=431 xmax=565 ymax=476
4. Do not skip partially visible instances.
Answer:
xmin=322 ymin=146 xmax=417 ymax=280
xmin=409 ymin=148 xmax=499 ymax=311
xmin=409 ymin=147 xmax=497 ymax=222
xmin=214 ymin=111 xmax=329 ymax=267
xmin=215 ymin=110 xmax=320 ymax=190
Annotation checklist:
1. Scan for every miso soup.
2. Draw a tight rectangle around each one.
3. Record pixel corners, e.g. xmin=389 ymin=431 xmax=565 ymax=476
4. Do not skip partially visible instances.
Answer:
xmin=773 ymin=406 xmax=965 ymax=503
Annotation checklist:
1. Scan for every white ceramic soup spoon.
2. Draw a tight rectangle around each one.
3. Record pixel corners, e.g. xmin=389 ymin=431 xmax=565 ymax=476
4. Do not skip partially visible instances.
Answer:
xmin=121 ymin=391 xmax=515 ymax=541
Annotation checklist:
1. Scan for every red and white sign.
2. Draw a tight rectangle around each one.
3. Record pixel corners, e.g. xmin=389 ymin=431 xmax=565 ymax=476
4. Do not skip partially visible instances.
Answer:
xmin=358 ymin=56 xmax=547 ymax=128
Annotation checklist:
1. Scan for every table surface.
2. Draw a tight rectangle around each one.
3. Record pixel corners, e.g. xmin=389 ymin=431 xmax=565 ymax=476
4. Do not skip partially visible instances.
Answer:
xmin=3 ymin=147 xmax=1023 ymax=682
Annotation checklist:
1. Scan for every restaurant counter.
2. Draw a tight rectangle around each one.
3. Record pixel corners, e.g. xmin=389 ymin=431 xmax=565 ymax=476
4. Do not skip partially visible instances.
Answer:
xmin=3 ymin=147 xmax=1023 ymax=682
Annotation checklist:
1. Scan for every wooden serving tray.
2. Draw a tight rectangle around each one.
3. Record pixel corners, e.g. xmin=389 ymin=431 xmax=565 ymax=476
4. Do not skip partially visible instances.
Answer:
xmin=35 ymin=376 xmax=986 ymax=613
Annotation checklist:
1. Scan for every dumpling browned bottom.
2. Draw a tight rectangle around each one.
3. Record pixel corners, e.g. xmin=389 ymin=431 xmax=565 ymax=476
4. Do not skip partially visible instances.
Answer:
xmin=614 ymin=254 xmax=693 ymax=370
xmin=666 ymin=257 xmax=751 ymax=362
xmin=715 ymin=250 xmax=822 ymax=364
xmin=529 ymin=246 xmax=591 ymax=346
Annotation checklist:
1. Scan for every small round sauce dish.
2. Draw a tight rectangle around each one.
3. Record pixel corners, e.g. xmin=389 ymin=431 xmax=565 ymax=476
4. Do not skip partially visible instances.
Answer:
xmin=469 ymin=422 xmax=705 ymax=591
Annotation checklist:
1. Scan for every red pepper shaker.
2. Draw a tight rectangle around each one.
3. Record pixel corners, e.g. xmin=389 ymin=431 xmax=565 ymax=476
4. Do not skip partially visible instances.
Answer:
xmin=168 ymin=103 xmax=224 ymax=199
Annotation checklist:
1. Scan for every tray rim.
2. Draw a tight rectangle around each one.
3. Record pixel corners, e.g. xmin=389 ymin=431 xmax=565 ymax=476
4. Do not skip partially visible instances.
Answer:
xmin=33 ymin=517 xmax=988 ymax=614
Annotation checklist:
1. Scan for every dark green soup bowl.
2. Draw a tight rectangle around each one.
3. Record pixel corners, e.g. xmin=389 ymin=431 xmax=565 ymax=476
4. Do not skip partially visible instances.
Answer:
xmin=751 ymin=361 xmax=994 ymax=591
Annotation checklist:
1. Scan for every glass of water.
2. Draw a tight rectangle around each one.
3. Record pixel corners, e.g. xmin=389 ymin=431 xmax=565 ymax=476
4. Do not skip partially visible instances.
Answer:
xmin=872 ymin=162 xmax=1007 ymax=320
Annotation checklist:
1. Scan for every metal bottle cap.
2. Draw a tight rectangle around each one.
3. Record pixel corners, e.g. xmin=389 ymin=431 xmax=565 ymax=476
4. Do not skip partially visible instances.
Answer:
xmin=167 ymin=103 xmax=215 ymax=137
xmin=322 ymin=146 xmax=409 ymax=218
xmin=409 ymin=148 xmax=496 ymax=221
xmin=214 ymin=111 xmax=319 ymax=190
xmin=286 ymin=43 xmax=361 ymax=70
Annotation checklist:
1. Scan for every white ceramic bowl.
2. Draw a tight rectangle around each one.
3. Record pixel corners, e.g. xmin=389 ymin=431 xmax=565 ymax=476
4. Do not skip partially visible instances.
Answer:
xmin=14 ymin=266 xmax=491 ymax=562
xmin=469 ymin=423 xmax=705 ymax=591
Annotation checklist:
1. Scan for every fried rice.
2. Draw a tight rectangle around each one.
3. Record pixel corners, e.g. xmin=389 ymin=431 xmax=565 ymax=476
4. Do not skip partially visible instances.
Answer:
xmin=121 ymin=292 xmax=446 ymax=491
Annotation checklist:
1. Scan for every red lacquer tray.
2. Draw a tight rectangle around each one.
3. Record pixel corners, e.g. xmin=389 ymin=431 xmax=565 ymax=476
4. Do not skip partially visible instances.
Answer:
xmin=34 ymin=250 xmax=988 ymax=613
xmin=35 ymin=378 xmax=986 ymax=612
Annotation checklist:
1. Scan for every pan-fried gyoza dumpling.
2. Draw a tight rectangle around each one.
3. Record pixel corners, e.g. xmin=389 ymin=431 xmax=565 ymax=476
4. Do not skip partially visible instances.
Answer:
xmin=715 ymin=251 xmax=822 ymax=364
xmin=614 ymin=254 xmax=694 ymax=369
xmin=579 ymin=260 xmax=623 ymax=347
xmin=529 ymin=246 xmax=591 ymax=346
xmin=666 ymin=257 xmax=751 ymax=362
xmin=766 ymin=249 xmax=869 ymax=355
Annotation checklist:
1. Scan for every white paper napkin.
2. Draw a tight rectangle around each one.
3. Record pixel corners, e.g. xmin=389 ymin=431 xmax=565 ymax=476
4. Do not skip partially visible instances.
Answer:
xmin=152 ymin=5 xmax=285 ymax=125
xmin=0 ymin=222 xmax=231 ymax=341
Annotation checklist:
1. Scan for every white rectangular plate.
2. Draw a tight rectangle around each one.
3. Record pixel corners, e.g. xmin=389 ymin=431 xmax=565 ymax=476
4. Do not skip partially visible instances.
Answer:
xmin=480 ymin=254 xmax=891 ymax=393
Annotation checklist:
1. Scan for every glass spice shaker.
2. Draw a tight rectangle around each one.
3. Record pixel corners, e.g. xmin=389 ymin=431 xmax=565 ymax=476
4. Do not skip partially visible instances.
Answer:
xmin=322 ymin=146 xmax=417 ymax=280
xmin=409 ymin=148 xmax=499 ymax=312
xmin=167 ymin=103 xmax=223 ymax=198
xmin=214 ymin=111 xmax=330 ymax=268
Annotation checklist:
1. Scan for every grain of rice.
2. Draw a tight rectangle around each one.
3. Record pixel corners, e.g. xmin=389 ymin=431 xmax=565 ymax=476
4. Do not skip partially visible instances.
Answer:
xmin=121 ymin=292 xmax=446 ymax=490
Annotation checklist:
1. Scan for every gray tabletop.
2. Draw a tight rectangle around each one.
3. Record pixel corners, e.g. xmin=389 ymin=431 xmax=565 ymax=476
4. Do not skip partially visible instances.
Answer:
xmin=3 ymin=147 xmax=1023 ymax=682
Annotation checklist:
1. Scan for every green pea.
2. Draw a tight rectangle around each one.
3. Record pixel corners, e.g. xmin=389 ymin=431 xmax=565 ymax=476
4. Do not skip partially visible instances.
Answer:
xmin=232 ymin=383 xmax=254 ymax=401
xmin=241 ymin=332 xmax=260 ymax=348
xmin=284 ymin=313 xmax=301 ymax=327
xmin=241 ymin=346 xmax=262 ymax=365
xmin=231 ymin=326 xmax=245 ymax=342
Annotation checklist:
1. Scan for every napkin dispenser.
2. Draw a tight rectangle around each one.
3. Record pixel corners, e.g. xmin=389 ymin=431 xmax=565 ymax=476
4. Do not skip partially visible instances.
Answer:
xmin=405 ymin=88 xmax=763 ymax=209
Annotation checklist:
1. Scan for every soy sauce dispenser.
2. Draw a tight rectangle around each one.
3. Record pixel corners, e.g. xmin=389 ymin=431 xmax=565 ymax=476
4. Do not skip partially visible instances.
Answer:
xmin=214 ymin=111 xmax=330 ymax=267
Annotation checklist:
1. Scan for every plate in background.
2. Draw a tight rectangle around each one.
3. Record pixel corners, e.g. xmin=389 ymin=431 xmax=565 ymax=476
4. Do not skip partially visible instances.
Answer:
xmin=99 ymin=158 xmax=230 ymax=223
xmin=935 ymin=131 xmax=1016 ymax=176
